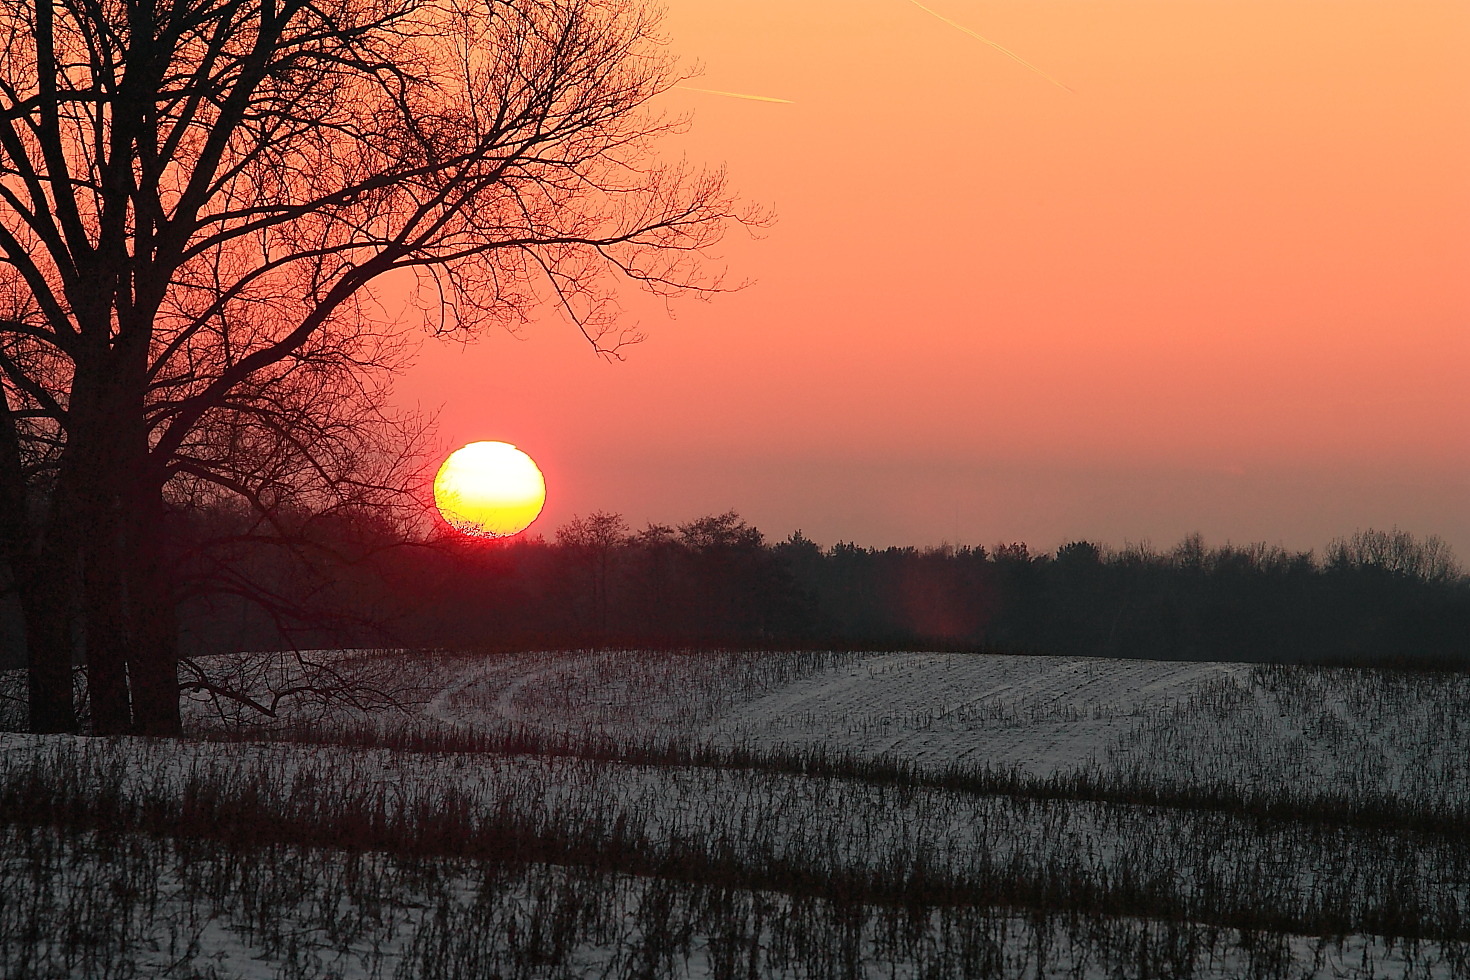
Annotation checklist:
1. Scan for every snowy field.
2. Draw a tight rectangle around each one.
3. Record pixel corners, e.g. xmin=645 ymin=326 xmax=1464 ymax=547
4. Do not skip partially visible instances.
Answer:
xmin=408 ymin=648 xmax=1470 ymax=804
xmin=430 ymin=650 xmax=1234 ymax=774
xmin=2 ymin=649 xmax=1468 ymax=978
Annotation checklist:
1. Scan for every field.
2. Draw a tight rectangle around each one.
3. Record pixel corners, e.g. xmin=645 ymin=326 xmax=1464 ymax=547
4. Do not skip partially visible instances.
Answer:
xmin=2 ymin=649 xmax=1467 ymax=978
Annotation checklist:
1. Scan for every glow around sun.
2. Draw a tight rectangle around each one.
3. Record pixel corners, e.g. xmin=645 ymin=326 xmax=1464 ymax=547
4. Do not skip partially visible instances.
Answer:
xmin=433 ymin=441 xmax=546 ymax=538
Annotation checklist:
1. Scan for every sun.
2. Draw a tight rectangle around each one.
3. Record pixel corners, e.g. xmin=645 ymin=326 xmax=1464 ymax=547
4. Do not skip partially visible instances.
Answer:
xmin=433 ymin=441 xmax=546 ymax=538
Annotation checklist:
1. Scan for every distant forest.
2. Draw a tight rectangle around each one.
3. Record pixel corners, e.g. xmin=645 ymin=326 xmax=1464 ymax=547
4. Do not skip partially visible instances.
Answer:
xmin=158 ymin=511 xmax=1469 ymax=670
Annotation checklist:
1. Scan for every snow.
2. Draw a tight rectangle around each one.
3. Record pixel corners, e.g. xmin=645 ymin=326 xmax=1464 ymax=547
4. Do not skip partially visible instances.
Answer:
xmin=703 ymin=653 xmax=1247 ymax=776
xmin=3 ymin=823 xmax=1462 ymax=980
xmin=409 ymin=649 xmax=1470 ymax=805
xmin=4 ymin=649 xmax=1468 ymax=978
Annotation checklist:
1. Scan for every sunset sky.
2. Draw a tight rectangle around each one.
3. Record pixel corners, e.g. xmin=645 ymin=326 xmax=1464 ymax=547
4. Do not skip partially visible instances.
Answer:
xmin=395 ymin=0 xmax=1470 ymax=558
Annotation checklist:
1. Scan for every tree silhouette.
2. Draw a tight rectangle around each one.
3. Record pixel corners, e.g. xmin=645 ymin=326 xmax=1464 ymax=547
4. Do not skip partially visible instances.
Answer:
xmin=555 ymin=510 xmax=629 ymax=639
xmin=0 ymin=0 xmax=753 ymax=733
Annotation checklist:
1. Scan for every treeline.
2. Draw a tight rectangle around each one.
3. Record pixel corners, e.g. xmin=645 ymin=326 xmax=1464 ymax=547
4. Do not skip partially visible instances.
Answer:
xmin=171 ymin=511 xmax=1470 ymax=669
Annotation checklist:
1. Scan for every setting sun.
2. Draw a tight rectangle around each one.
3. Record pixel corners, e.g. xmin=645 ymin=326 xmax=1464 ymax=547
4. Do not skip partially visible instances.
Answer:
xmin=433 ymin=441 xmax=546 ymax=538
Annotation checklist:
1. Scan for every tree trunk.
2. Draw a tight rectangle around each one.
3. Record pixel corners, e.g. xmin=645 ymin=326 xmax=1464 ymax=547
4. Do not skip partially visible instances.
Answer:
xmin=0 ymin=395 xmax=78 ymax=733
xmin=9 ymin=542 xmax=79 ymax=734
xmin=127 ymin=489 xmax=182 ymax=736
xmin=59 ymin=356 xmax=138 ymax=733
xmin=83 ymin=515 xmax=133 ymax=735
xmin=129 ymin=614 xmax=181 ymax=735
xmin=22 ymin=585 xmax=78 ymax=733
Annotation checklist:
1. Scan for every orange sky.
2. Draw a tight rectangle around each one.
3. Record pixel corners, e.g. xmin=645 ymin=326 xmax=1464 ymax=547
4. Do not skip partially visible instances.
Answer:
xmin=395 ymin=0 xmax=1470 ymax=557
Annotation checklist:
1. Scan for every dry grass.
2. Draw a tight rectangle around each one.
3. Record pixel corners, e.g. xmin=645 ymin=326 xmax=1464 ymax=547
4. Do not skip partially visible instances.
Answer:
xmin=3 ymin=649 xmax=1468 ymax=977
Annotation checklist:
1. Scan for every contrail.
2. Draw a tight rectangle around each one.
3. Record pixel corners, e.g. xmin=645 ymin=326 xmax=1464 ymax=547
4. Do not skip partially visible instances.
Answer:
xmin=906 ymin=0 xmax=1075 ymax=94
xmin=674 ymin=85 xmax=795 ymax=104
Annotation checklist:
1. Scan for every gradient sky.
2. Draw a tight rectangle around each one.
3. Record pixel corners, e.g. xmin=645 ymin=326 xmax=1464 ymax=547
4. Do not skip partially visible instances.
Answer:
xmin=395 ymin=0 xmax=1470 ymax=558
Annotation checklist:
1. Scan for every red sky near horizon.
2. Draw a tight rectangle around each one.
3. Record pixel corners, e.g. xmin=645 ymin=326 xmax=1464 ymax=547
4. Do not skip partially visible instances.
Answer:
xmin=395 ymin=0 xmax=1470 ymax=558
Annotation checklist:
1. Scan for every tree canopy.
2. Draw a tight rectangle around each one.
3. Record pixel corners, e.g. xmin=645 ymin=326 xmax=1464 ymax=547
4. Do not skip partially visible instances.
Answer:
xmin=0 ymin=0 xmax=754 ymax=733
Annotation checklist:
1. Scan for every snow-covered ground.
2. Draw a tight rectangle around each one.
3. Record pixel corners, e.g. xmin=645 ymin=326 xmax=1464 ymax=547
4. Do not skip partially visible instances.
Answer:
xmin=4 ymin=822 xmax=1460 ymax=980
xmin=7 ymin=822 xmax=1457 ymax=980
xmin=7 ymin=646 xmax=1452 ymax=805
xmin=704 ymin=653 xmax=1244 ymax=775
xmin=406 ymin=648 xmax=1470 ymax=804
xmin=3 ymin=649 xmax=1468 ymax=978
xmin=6 ymin=730 xmax=1458 ymax=914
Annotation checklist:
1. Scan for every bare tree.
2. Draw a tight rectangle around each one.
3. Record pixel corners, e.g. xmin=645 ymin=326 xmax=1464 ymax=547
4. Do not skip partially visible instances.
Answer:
xmin=1327 ymin=528 xmax=1462 ymax=584
xmin=0 ymin=298 xmax=72 ymax=730
xmin=163 ymin=321 xmax=436 ymax=724
xmin=555 ymin=510 xmax=629 ymax=638
xmin=0 ymin=0 xmax=755 ymax=734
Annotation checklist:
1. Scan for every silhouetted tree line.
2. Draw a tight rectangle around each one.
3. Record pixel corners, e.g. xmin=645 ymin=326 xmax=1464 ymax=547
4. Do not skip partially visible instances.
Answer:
xmin=150 ymin=512 xmax=1470 ymax=670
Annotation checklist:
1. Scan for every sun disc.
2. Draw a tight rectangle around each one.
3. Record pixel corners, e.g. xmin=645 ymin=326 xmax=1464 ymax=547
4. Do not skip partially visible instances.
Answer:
xmin=434 ymin=441 xmax=546 ymax=538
